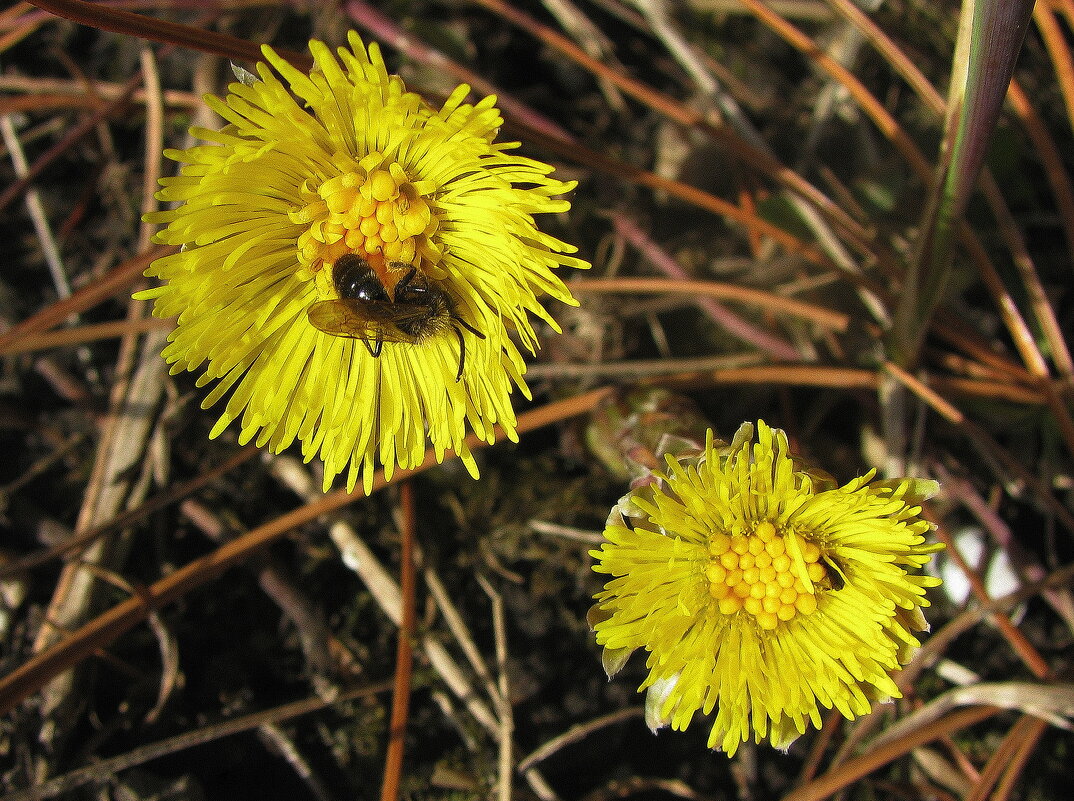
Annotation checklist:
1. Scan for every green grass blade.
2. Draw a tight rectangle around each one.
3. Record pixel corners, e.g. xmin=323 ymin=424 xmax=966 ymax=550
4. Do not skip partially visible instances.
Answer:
xmin=891 ymin=0 xmax=1034 ymax=366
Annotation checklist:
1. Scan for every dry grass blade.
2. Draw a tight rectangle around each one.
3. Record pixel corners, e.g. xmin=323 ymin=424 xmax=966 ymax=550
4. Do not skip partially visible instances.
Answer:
xmin=989 ymin=716 xmax=1048 ymax=801
xmin=0 ymin=681 xmax=393 ymax=801
xmin=24 ymin=0 xmax=310 ymax=69
xmin=739 ymin=0 xmax=932 ymax=181
xmin=0 ymin=71 xmax=144 ymax=214
xmin=518 ymin=707 xmax=645 ymax=772
xmin=472 ymin=0 xmax=872 ymax=248
xmin=1006 ymin=79 xmax=1074 ymax=266
xmin=784 ymin=706 xmax=1002 ymax=801
xmin=980 ymin=175 xmax=1074 ymax=379
xmin=828 ymin=0 xmax=1073 ymax=383
xmin=476 ymin=573 xmax=513 ymax=801
xmin=0 ymin=316 xmax=172 ymax=356
xmin=422 ymin=565 xmax=505 ymax=710
xmin=571 ymin=276 xmax=848 ymax=331
xmin=0 ymin=73 xmax=201 ymax=111
xmin=884 ymin=362 xmax=1074 ymax=534
xmin=32 ymin=330 xmax=168 ymax=729
xmin=607 ymin=216 xmax=806 ymax=360
xmin=0 ymin=388 xmax=612 ymax=718
xmin=525 ymin=353 xmax=765 ymax=381
xmin=516 ymin=123 xmax=838 ymax=270
xmin=2 ymin=116 xmax=70 ymax=300
xmin=967 ymin=714 xmax=1048 ymax=801
xmin=0 ymin=445 xmax=258 ymax=579
xmin=930 ymin=518 xmax=1051 ymax=680
xmin=0 ymin=246 xmax=170 ymax=346
xmin=1034 ymin=1 xmax=1074 ymax=136
xmin=871 ymin=682 xmax=1074 ymax=750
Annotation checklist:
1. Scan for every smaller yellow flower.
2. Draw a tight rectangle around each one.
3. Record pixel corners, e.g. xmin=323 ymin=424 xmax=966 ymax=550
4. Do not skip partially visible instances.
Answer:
xmin=590 ymin=421 xmax=942 ymax=754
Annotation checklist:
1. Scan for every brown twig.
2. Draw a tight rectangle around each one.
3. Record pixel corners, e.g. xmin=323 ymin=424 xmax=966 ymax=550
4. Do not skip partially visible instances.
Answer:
xmin=929 ymin=516 xmax=1051 ymax=681
xmin=24 ymin=0 xmax=310 ymax=69
xmin=572 ymin=275 xmax=849 ymax=332
xmin=0 ymin=316 xmax=173 ymax=356
xmin=883 ymin=362 xmax=1074 ymax=534
xmin=989 ymin=716 xmax=1049 ymax=801
xmin=0 ymin=445 xmax=259 ymax=579
xmin=0 ymin=680 xmax=393 ymax=801
xmin=0 ymin=387 xmax=613 ymax=717
xmin=608 ymin=215 xmax=806 ymax=360
xmin=379 ymin=480 xmax=417 ymax=801
xmin=783 ymin=706 xmax=1002 ymax=801
xmin=0 ymin=246 xmax=170 ymax=347
xmin=0 ymin=70 xmax=143 ymax=215
xmin=967 ymin=714 xmax=1047 ymax=801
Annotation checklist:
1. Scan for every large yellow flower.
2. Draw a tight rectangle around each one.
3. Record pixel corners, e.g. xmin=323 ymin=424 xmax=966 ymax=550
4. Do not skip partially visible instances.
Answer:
xmin=140 ymin=33 xmax=586 ymax=492
xmin=590 ymin=421 xmax=942 ymax=755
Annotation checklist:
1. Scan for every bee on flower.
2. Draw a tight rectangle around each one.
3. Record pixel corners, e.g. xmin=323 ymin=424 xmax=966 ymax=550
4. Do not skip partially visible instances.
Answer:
xmin=139 ymin=32 xmax=587 ymax=492
xmin=589 ymin=420 xmax=942 ymax=755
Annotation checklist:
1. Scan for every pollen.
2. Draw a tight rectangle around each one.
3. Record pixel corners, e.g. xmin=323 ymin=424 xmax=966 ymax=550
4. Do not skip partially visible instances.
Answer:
xmin=291 ymin=158 xmax=437 ymax=276
xmin=706 ymin=521 xmax=827 ymax=630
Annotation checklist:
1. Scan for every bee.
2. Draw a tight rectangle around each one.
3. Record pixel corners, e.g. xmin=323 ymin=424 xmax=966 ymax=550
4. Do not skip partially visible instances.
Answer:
xmin=307 ymin=253 xmax=485 ymax=381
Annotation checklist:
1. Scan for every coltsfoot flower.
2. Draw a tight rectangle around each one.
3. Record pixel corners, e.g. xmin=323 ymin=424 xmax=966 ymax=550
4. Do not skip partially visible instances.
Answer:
xmin=590 ymin=421 xmax=942 ymax=755
xmin=139 ymin=32 xmax=586 ymax=492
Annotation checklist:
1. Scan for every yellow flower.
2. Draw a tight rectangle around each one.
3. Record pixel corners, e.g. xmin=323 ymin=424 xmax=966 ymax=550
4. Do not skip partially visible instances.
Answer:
xmin=139 ymin=33 xmax=586 ymax=492
xmin=590 ymin=421 xmax=942 ymax=755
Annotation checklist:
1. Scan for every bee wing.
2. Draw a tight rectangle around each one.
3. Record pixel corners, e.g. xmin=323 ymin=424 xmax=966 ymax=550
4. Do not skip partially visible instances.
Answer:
xmin=307 ymin=300 xmax=384 ymax=340
xmin=307 ymin=299 xmax=437 ymax=343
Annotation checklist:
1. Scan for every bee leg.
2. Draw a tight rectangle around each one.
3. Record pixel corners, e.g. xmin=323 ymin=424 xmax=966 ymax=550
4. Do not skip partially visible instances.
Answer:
xmin=393 ymin=267 xmax=418 ymax=296
xmin=362 ymin=338 xmax=383 ymax=358
xmin=457 ymin=316 xmax=485 ymax=340
xmin=454 ymin=325 xmax=466 ymax=382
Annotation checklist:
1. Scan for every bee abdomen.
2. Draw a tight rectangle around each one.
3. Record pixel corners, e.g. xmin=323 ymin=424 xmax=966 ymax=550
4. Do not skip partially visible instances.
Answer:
xmin=334 ymin=254 xmax=389 ymax=302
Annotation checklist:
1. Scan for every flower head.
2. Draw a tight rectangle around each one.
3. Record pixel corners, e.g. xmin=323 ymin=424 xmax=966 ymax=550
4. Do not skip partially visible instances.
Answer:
xmin=590 ymin=421 xmax=941 ymax=755
xmin=140 ymin=33 xmax=586 ymax=492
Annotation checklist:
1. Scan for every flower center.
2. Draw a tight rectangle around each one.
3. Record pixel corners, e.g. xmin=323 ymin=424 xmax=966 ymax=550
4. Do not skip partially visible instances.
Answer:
xmin=289 ymin=156 xmax=439 ymax=285
xmin=704 ymin=521 xmax=828 ymax=630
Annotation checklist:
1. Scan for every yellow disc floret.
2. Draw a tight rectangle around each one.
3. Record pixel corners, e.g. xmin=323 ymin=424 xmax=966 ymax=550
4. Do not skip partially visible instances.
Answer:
xmin=705 ymin=520 xmax=828 ymax=630
xmin=290 ymin=154 xmax=439 ymax=285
